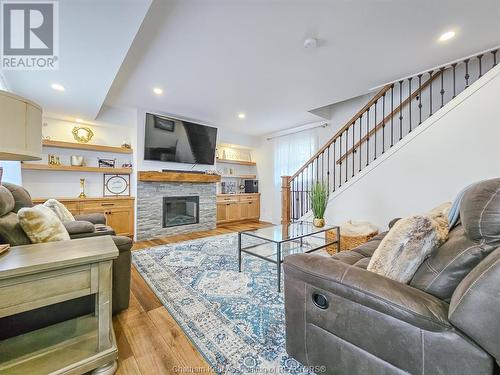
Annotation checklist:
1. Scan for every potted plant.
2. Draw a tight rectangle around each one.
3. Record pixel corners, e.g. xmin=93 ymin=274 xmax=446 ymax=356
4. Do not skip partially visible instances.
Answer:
xmin=310 ymin=182 xmax=328 ymax=227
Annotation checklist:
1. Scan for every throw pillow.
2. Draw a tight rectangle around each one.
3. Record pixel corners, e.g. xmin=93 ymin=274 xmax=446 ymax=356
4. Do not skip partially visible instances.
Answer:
xmin=43 ymin=199 xmax=75 ymax=222
xmin=367 ymin=209 xmax=450 ymax=283
xmin=18 ymin=205 xmax=70 ymax=243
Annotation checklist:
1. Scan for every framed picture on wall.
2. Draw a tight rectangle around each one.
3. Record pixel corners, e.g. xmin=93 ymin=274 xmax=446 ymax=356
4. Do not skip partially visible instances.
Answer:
xmin=103 ymin=174 xmax=130 ymax=196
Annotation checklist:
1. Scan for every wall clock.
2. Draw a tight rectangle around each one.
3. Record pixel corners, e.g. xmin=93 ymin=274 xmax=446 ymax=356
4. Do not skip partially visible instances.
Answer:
xmin=103 ymin=174 xmax=130 ymax=196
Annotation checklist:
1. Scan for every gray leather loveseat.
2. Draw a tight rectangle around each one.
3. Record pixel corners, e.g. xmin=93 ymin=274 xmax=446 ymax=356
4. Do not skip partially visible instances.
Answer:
xmin=284 ymin=178 xmax=500 ymax=374
xmin=0 ymin=183 xmax=132 ymax=339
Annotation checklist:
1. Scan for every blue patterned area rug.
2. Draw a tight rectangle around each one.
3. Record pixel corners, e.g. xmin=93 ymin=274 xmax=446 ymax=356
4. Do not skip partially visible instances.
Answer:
xmin=132 ymin=233 xmax=312 ymax=374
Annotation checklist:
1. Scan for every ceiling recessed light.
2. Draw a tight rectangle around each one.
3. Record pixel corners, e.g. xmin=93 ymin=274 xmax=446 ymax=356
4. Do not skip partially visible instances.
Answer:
xmin=153 ymin=87 xmax=163 ymax=95
xmin=51 ymin=83 xmax=65 ymax=91
xmin=238 ymin=113 xmax=246 ymax=119
xmin=75 ymin=118 xmax=83 ymax=123
xmin=439 ymin=31 xmax=456 ymax=42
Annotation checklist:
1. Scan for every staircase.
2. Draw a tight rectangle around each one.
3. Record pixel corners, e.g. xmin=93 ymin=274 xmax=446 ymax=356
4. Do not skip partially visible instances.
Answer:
xmin=281 ymin=48 xmax=499 ymax=223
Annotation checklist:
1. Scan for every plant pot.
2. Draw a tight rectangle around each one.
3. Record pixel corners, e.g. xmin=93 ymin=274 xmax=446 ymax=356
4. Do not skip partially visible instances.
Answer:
xmin=313 ymin=218 xmax=325 ymax=227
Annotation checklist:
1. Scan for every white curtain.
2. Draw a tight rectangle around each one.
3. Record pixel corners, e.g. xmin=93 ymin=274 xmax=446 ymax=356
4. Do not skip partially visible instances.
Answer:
xmin=273 ymin=128 xmax=318 ymax=186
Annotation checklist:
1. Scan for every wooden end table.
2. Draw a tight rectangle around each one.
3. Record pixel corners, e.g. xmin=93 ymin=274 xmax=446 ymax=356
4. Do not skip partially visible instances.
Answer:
xmin=0 ymin=236 xmax=119 ymax=375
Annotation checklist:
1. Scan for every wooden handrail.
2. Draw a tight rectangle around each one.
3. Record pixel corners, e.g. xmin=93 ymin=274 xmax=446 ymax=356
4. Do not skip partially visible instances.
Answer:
xmin=289 ymin=84 xmax=393 ymax=180
xmin=336 ymin=71 xmax=442 ymax=164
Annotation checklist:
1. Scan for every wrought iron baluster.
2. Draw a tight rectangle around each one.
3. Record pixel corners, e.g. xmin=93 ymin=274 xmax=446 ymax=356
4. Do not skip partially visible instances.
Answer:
xmin=382 ymin=93 xmax=386 ymax=153
xmin=291 ymin=178 xmax=295 ymax=221
xmin=477 ymin=54 xmax=483 ymax=78
xmin=408 ymin=78 xmax=412 ymax=132
xmin=366 ymin=108 xmax=370 ymax=166
xmin=300 ymin=172 xmax=303 ymax=217
xmin=451 ymin=63 xmax=457 ymax=98
xmin=333 ymin=139 xmax=336 ymax=191
xmin=351 ymin=122 xmax=355 ymax=177
xmin=339 ymin=134 xmax=342 ymax=186
xmin=428 ymin=70 xmax=434 ymax=116
xmin=399 ymin=80 xmax=403 ymax=140
xmin=358 ymin=115 xmax=362 ymax=172
xmin=391 ymin=84 xmax=394 ymax=146
xmin=440 ymin=67 xmax=445 ymax=108
xmin=327 ymin=146 xmax=330 ymax=192
xmin=316 ymin=157 xmax=319 ymax=181
xmin=374 ymin=100 xmax=377 ymax=159
xmin=344 ymin=130 xmax=348 ymax=183
xmin=464 ymin=59 xmax=470 ymax=88
xmin=418 ymin=74 xmax=423 ymax=124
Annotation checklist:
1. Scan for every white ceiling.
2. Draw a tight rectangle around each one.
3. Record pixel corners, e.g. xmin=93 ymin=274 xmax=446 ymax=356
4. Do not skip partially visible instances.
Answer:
xmin=4 ymin=0 xmax=500 ymax=136
xmin=2 ymin=0 xmax=151 ymax=120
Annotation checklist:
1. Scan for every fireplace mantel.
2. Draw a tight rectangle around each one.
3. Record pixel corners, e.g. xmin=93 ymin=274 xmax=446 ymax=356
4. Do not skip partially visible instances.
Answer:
xmin=138 ymin=171 xmax=221 ymax=183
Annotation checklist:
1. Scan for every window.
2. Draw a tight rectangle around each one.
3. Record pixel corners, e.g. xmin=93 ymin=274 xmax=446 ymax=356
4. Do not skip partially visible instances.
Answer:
xmin=273 ymin=128 xmax=318 ymax=185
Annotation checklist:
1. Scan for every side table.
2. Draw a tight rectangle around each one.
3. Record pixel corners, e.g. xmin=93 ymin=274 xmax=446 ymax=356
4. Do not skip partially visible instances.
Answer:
xmin=0 ymin=236 xmax=119 ymax=374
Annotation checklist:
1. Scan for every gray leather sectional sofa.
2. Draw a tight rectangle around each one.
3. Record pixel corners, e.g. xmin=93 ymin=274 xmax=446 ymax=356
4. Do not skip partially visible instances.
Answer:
xmin=284 ymin=178 xmax=500 ymax=374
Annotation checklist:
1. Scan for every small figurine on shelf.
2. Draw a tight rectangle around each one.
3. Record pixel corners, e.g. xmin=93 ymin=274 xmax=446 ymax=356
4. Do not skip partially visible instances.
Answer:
xmin=48 ymin=154 xmax=62 ymax=166
xmin=98 ymin=158 xmax=116 ymax=168
xmin=79 ymin=178 xmax=87 ymax=199
xmin=121 ymin=141 xmax=131 ymax=149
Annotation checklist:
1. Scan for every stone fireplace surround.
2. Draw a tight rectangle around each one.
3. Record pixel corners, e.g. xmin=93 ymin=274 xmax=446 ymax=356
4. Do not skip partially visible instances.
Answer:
xmin=136 ymin=171 xmax=220 ymax=240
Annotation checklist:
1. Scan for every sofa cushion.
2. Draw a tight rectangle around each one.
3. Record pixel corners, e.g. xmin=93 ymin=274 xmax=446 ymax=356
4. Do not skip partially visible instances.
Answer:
xmin=367 ymin=213 xmax=449 ymax=283
xmin=460 ymin=177 xmax=500 ymax=243
xmin=0 ymin=212 xmax=31 ymax=245
xmin=18 ymin=205 xmax=70 ymax=243
xmin=44 ymin=199 xmax=75 ymax=222
xmin=1 ymin=183 xmax=33 ymax=213
xmin=0 ymin=186 xmax=14 ymax=217
xmin=410 ymin=224 xmax=497 ymax=301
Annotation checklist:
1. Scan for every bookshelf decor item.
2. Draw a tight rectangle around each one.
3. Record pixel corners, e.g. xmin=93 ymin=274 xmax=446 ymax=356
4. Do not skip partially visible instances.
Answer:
xmin=98 ymin=158 xmax=116 ymax=168
xmin=104 ymin=174 xmax=130 ymax=196
xmin=79 ymin=178 xmax=87 ymax=198
xmin=72 ymin=126 xmax=94 ymax=144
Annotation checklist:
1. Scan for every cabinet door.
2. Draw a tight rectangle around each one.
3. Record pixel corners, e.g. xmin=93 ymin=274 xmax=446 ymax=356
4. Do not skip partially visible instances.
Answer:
xmin=238 ymin=201 xmax=249 ymax=220
xmin=247 ymin=199 xmax=260 ymax=219
xmin=217 ymin=203 xmax=228 ymax=222
xmin=226 ymin=203 xmax=240 ymax=221
xmin=106 ymin=209 xmax=133 ymax=237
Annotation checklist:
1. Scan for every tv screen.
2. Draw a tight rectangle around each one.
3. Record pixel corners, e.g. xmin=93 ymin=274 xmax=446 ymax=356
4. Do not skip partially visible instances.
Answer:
xmin=144 ymin=113 xmax=218 ymax=165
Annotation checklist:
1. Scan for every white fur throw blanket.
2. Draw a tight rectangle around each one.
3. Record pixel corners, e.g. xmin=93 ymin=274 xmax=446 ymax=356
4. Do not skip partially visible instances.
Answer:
xmin=367 ymin=203 xmax=451 ymax=283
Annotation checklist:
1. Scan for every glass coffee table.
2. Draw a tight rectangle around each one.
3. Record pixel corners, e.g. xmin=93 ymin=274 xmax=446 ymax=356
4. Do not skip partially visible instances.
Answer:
xmin=238 ymin=221 xmax=340 ymax=292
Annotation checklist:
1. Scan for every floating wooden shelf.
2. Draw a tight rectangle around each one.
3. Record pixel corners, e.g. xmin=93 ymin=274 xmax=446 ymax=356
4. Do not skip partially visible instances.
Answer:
xmin=216 ymin=158 xmax=256 ymax=166
xmin=22 ymin=163 xmax=132 ymax=174
xmin=221 ymin=174 xmax=257 ymax=179
xmin=139 ymin=171 xmax=221 ymax=183
xmin=42 ymin=139 xmax=133 ymax=154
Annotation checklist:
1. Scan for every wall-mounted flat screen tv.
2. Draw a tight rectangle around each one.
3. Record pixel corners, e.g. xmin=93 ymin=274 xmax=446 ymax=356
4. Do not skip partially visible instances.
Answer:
xmin=144 ymin=113 xmax=218 ymax=165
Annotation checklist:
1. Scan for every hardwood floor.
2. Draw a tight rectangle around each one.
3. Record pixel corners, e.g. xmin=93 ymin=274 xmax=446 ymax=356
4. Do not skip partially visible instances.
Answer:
xmin=113 ymin=221 xmax=272 ymax=375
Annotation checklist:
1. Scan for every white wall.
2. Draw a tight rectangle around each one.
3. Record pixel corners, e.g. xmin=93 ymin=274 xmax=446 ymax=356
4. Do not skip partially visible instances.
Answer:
xmin=308 ymin=62 xmax=500 ymax=230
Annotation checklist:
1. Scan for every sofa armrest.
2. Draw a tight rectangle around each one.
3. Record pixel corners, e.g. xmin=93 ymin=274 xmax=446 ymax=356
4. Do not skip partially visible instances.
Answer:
xmin=64 ymin=221 xmax=95 ymax=236
xmin=74 ymin=213 xmax=106 ymax=225
xmin=284 ymin=254 xmax=451 ymax=331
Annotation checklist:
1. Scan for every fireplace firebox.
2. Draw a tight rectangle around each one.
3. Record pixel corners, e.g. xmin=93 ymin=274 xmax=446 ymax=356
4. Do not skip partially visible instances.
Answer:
xmin=163 ymin=196 xmax=199 ymax=228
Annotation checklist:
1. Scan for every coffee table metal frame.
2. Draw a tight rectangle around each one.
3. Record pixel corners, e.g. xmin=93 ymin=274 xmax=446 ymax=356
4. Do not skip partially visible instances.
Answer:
xmin=238 ymin=222 xmax=340 ymax=292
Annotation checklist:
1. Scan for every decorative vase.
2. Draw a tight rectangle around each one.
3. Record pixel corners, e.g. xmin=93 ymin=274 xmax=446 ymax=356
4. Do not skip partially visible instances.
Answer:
xmin=313 ymin=218 xmax=325 ymax=227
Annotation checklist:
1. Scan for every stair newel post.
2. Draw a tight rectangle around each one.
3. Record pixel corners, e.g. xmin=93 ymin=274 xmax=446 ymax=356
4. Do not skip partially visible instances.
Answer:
xmin=281 ymin=176 xmax=292 ymax=224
